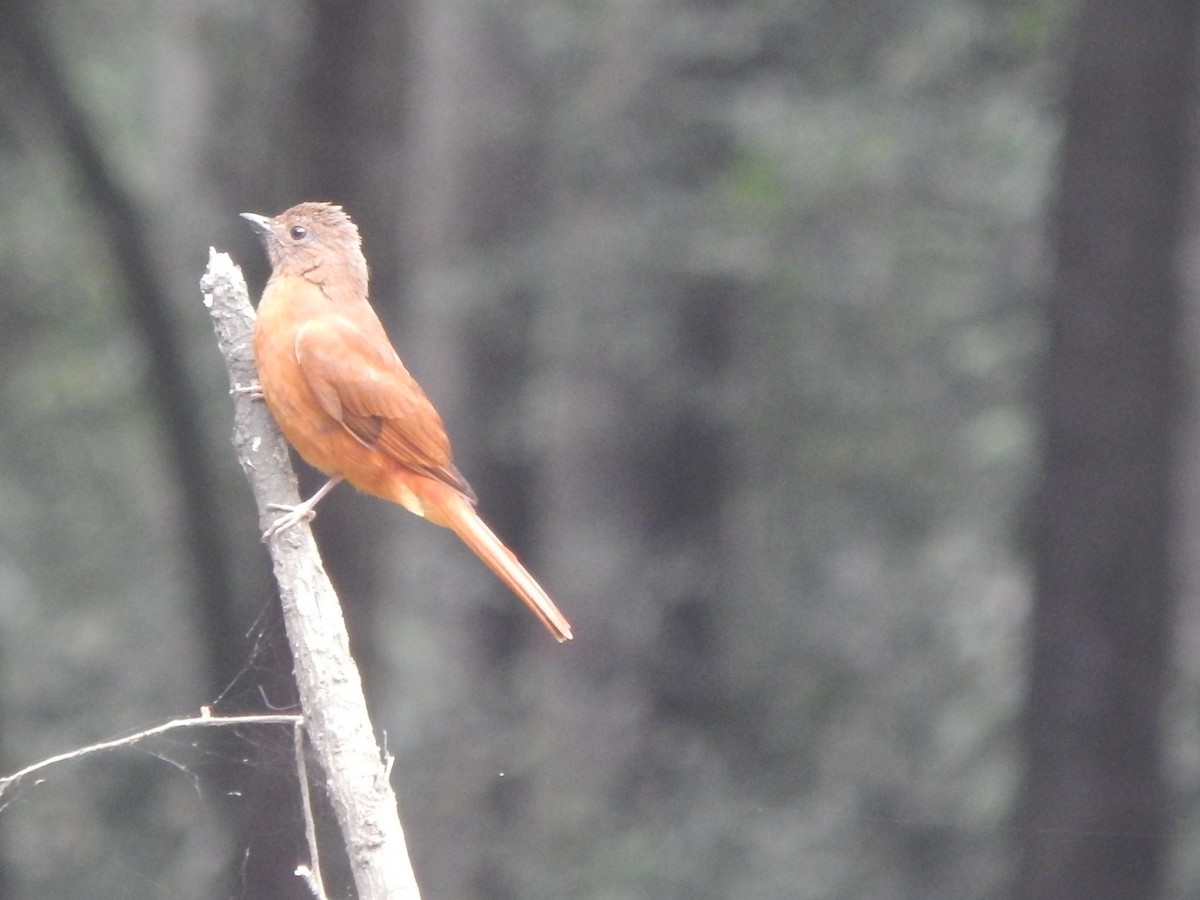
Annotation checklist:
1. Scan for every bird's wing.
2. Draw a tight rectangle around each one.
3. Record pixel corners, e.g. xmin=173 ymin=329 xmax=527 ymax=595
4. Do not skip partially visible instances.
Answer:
xmin=294 ymin=314 xmax=476 ymax=501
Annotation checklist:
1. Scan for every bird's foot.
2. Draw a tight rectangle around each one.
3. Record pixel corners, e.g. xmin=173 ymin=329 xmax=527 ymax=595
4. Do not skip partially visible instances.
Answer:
xmin=231 ymin=381 xmax=264 ymax=399
xmin=260 ymin=476 xmax=344 ymax=541
xmin=261 ymin=501 xmax=319 ymax=541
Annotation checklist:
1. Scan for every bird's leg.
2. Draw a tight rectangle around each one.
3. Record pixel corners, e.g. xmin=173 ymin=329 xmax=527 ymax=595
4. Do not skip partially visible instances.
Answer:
xmin=262 ymin=476 xmax=344 ymax=541
xmin=231 ymin=381 xmax=264 ymax=399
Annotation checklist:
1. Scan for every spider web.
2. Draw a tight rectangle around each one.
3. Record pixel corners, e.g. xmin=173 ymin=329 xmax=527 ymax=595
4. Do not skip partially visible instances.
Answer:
xmin=0 ymin=596 xmax=354 ymax=899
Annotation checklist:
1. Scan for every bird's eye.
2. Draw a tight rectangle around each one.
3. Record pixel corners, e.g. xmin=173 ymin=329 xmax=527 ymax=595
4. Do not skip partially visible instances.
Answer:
xmin=289 ymin=225 xmax=308 ymax=241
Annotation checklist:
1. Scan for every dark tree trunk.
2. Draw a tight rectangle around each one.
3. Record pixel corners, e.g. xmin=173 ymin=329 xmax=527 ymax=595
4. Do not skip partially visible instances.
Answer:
xmin=292 ymin=0 xmax=413 ymax=648
xmin=1019 ymin=2 xmax=1199 ymax=898
xmin=0 ymin=0 xmax=246 ymax=692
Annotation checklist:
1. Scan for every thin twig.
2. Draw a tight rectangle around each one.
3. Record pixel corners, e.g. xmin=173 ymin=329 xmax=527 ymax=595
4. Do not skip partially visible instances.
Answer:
xmin=296 ymin=865 xmax=329 ymax=900
xmin=294 ymin=722 xmax=328 ymax=899
xmin=0 ymin=709 xmax=302 ymax=801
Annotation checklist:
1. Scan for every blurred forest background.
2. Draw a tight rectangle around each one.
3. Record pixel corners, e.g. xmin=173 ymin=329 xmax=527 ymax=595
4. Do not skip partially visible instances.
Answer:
xmin=0 ymin=0 xmax=1198 ymax=898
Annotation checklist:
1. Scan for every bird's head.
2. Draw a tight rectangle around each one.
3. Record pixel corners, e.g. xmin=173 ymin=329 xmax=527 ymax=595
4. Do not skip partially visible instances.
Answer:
xmin=241 ymin=202 xmax=368 ymax=295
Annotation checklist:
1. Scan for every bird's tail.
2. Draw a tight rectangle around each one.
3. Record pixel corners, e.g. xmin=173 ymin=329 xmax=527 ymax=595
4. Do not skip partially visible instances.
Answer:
xmin=438 ymin=492 xmax=573 ymax=642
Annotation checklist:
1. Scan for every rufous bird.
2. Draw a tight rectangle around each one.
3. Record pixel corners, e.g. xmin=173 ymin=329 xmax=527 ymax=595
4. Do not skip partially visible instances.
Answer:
xmin=242 ymin=202 xmax=572 ymax=641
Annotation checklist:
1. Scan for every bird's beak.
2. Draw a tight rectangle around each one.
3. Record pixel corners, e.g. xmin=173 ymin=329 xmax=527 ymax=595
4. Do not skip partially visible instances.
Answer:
xmin=240 ymin=212 xmax=273 ymax=237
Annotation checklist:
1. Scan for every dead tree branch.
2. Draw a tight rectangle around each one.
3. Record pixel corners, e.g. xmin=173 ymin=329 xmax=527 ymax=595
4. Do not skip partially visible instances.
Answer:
xmin=201 ymin=249 xmax=420 ymax=900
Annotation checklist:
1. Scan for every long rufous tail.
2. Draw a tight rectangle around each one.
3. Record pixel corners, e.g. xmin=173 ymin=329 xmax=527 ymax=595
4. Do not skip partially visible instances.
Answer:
xmin=438 ymin=494 xmax=573 ymax=642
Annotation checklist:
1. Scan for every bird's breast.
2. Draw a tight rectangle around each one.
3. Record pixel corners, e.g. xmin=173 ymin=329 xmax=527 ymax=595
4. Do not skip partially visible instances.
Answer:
xmin=252 ymin=276 xmax=452 ymax=514
xmin=253 ymin=279 xmax=364 ymax=479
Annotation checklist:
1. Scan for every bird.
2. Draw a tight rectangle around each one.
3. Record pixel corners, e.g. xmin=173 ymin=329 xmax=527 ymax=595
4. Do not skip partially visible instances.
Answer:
xmin=241 ymin=202 xmax=572 ymax=642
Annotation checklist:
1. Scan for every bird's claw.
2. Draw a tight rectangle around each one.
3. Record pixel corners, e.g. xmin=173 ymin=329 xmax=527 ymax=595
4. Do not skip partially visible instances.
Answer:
xmin=259 ymin=478 xmax=342 ymax=542
xmin=232 ymin=381 xmax=264 ymax=400
xmin=261 ymin=502 xmax=317 ymax=541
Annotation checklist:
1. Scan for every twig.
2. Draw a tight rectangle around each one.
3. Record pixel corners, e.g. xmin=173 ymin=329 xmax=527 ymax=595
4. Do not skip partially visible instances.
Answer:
xmin=296 ymin=865 xmax=329 ymax=899
xmin=294 ymin=722 xmax=327 ymax=899
xmin=0 ymin=709 xmax=302 ymax=801
xmin=201 ymin=250 xmax=421 ymax=900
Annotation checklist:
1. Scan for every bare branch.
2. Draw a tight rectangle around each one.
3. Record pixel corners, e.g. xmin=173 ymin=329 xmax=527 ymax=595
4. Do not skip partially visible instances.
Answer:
xmin=294 ymin=722 xmax=327 ymax=900
xmin=201 ymin=250 xmax=421 ymax=900
xmin=0 ymin=710 xmax=302 ymax=801
xmin=297 ymin=865 xmax=330 ymax=900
